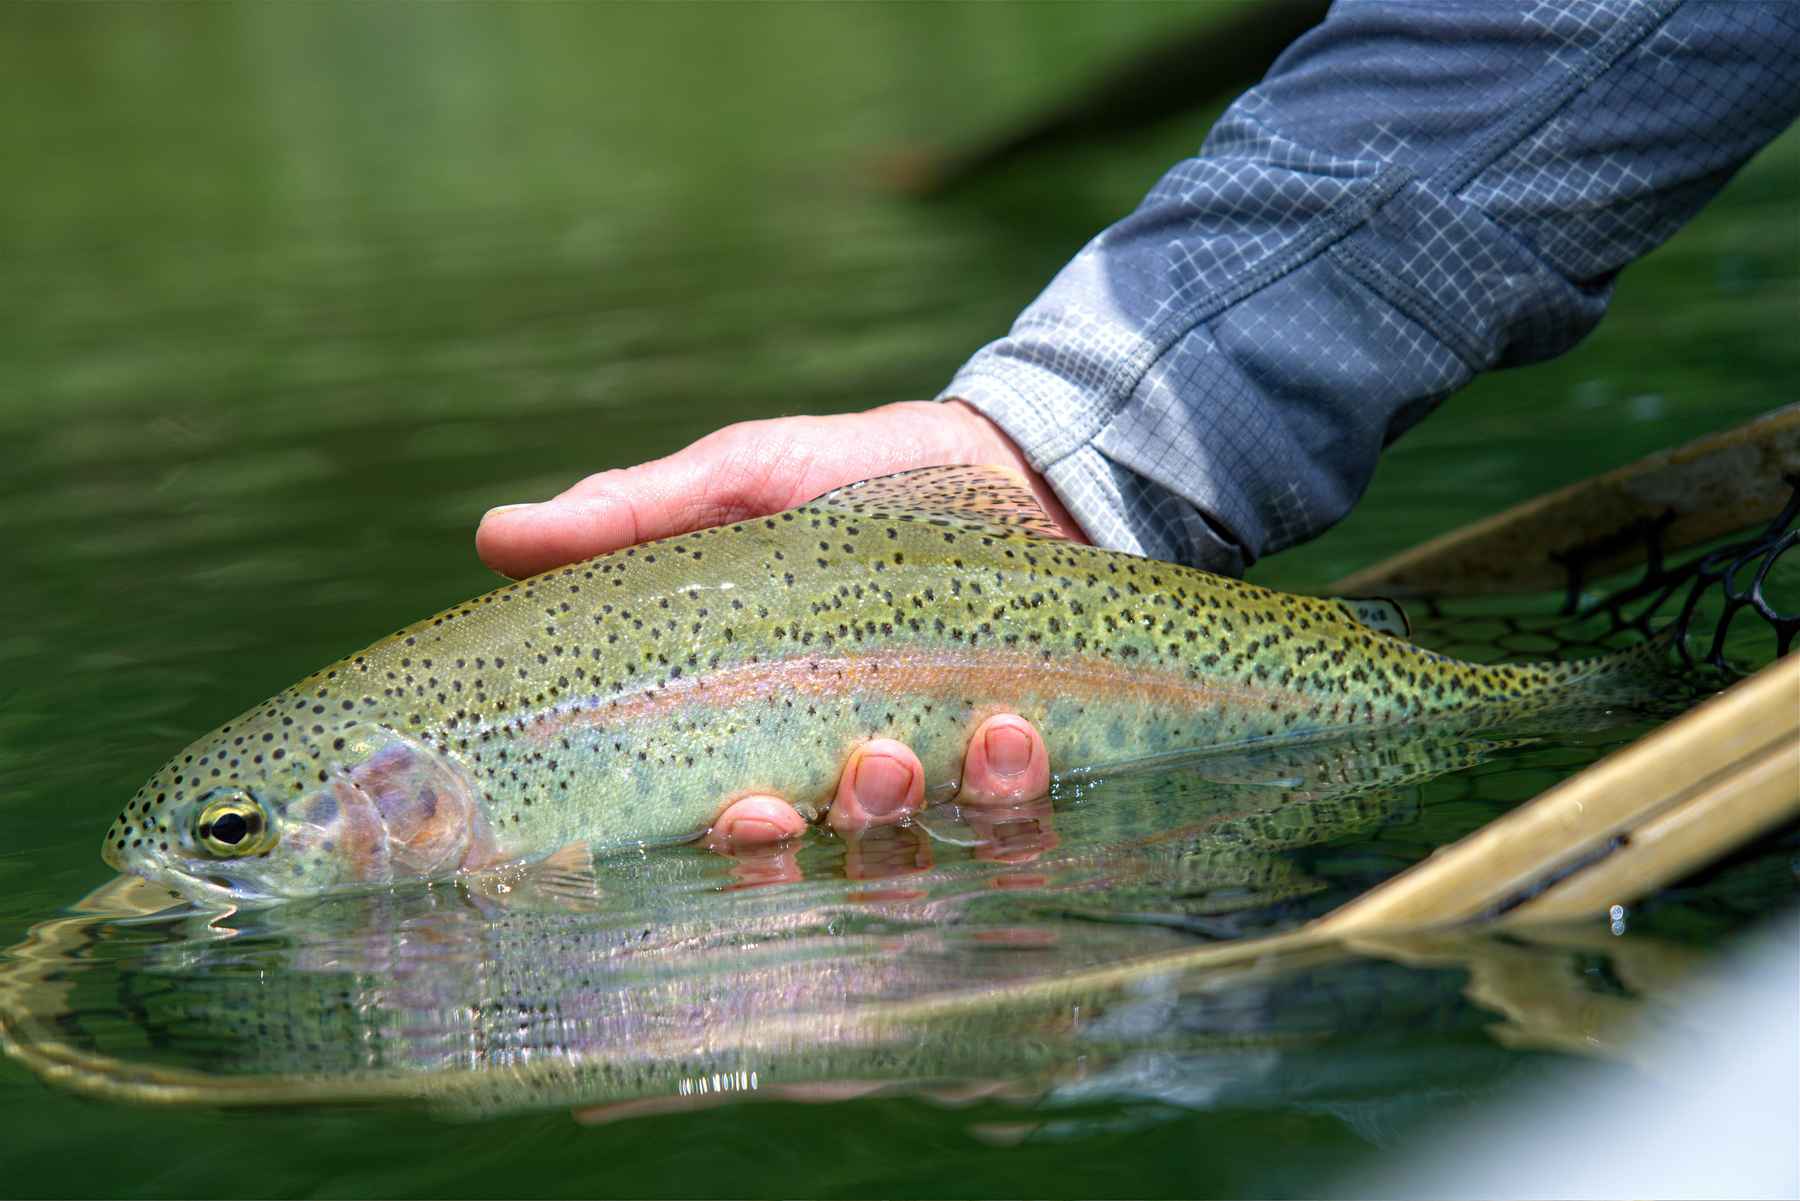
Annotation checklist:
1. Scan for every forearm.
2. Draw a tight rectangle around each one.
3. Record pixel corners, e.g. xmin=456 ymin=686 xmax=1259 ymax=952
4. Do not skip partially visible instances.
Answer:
xmin=944 ymin=0 xmax=1800 ymax=572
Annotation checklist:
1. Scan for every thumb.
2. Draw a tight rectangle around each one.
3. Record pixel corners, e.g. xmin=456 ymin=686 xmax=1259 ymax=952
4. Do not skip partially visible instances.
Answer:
xmin=476 ymin=439 xmax=756 ymax=579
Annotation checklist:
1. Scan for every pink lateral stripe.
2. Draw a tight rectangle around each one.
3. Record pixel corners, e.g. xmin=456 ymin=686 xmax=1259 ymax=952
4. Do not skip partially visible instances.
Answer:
xmin=518 ymin=647 xmax=1302 ymax=742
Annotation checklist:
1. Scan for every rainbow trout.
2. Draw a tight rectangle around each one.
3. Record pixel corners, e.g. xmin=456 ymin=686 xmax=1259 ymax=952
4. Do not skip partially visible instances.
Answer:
xmin=102 ymin=467 xmax=1656 ymax=902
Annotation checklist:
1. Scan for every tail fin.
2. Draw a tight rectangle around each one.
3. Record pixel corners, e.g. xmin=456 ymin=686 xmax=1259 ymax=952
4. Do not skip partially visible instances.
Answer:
xmin=1543 ymin=624 xmax=1681 ymax=697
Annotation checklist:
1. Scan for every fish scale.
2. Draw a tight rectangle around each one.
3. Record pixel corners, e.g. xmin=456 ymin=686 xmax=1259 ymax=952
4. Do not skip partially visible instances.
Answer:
xmin=102 ymin=466 xmax=1659 ymax=901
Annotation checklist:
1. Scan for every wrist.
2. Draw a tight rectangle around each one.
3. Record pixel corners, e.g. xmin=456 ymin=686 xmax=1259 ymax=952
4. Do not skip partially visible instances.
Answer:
xmin=941 ymin=397 xmax=1031 ymax=474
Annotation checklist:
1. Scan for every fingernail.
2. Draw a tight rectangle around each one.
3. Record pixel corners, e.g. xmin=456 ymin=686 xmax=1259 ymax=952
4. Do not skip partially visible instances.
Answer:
xmin=724 ymin=817 xmax=785 ymax=846
xmin=984 ymin=725 xmax=1032 ymax=777
xmin=484 ymin=503 xmax=536 ymax=519
xmin=854 ymin=755 xmax=913 ymax=817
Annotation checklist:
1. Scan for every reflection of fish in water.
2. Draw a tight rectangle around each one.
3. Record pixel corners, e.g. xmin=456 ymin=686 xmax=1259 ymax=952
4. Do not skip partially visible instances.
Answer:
xmin=13 ymin=730 xmax=1519 ymax=1112
xmin=8 ymin=729 xmax=1710 ymax=1120
xmin=1040 ymin=726 xmax=1523 ymax=925
xmin=102 ymin=466 xmax=1665 ymax=902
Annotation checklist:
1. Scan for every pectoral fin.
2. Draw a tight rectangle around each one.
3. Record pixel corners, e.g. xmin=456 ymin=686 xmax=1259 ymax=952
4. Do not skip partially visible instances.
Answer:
xmin=466 ymin=841 xmax=601 ymax=912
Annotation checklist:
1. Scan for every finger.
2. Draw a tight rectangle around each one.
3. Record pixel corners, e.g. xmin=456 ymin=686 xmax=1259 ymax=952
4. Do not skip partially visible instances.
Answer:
xmin=475 ymin=412 xmax=868 ymax=579
xmin=475 ymin=451 xmax=733 ymax=580
xmin=827 ymin=739 xmax=925 ymax=834
xmin=474 ymin=415 xmax=813 ymax=579
xmin=957 ymin=714 xmax=1051 ymax=806
xmin=703 ymin=794 xmax=808 ymax=854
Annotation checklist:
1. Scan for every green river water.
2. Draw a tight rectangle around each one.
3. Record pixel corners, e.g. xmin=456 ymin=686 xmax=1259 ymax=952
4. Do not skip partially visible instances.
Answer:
xmin=1 ymin=5 xmax=1796 ymax=1198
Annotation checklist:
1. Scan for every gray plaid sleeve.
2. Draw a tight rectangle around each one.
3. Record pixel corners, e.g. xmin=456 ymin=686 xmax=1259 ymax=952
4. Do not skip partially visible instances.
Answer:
xmin=940 ymin=0 xmax=1800 ymax=574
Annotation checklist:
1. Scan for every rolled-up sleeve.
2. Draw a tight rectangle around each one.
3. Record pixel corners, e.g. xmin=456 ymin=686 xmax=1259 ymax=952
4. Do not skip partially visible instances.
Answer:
xmin=941 ymin=0 xmax=1800 ymax=574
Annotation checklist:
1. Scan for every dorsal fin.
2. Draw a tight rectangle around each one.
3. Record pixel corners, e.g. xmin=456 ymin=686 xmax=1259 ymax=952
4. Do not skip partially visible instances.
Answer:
xmin=806 ymin=465 xmax=1069 ymax=541
xmin=1330 ymin=596 xmax=1412 ymax=638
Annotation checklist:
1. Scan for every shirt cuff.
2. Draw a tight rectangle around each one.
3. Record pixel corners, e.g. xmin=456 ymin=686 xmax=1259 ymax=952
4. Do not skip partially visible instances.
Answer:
xmin=939 ymin=379 xmax=1249 ymax=577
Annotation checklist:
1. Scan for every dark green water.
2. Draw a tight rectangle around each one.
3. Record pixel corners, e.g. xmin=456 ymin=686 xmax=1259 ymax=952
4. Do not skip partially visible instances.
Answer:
xmin=1 ymin=5 xmax=1796 ymax=1198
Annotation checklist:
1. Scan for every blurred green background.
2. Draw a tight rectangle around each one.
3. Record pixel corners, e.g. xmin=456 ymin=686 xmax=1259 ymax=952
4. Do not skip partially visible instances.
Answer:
xmin=0 ymin=3 xmax=1794 ymax=1197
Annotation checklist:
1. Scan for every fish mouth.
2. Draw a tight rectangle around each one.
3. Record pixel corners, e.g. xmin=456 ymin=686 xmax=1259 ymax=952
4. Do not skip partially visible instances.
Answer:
xmin=109 ymin=856 xmax=276 ymax=909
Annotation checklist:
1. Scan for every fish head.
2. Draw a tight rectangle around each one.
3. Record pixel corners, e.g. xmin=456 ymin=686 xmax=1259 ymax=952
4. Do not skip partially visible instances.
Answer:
xmin=103 ymin=712 xmax=490 ymax=904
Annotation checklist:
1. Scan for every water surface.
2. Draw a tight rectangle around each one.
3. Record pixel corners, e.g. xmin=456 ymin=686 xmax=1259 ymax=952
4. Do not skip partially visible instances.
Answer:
xmin=1 ymin=5 xmax=1796 ymax=1197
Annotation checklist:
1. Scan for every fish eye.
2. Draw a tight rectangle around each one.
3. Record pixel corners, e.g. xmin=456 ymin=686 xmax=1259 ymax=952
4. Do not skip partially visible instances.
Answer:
xmin=195 ymin=791 xmax=275 ymax=858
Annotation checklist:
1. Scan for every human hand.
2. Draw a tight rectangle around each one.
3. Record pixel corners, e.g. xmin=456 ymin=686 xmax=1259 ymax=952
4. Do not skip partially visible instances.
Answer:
xmin=474 ymin=399 xmax=1075 ymax=869
xmin=475 ymin=399 xmax=1086 ymax=579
